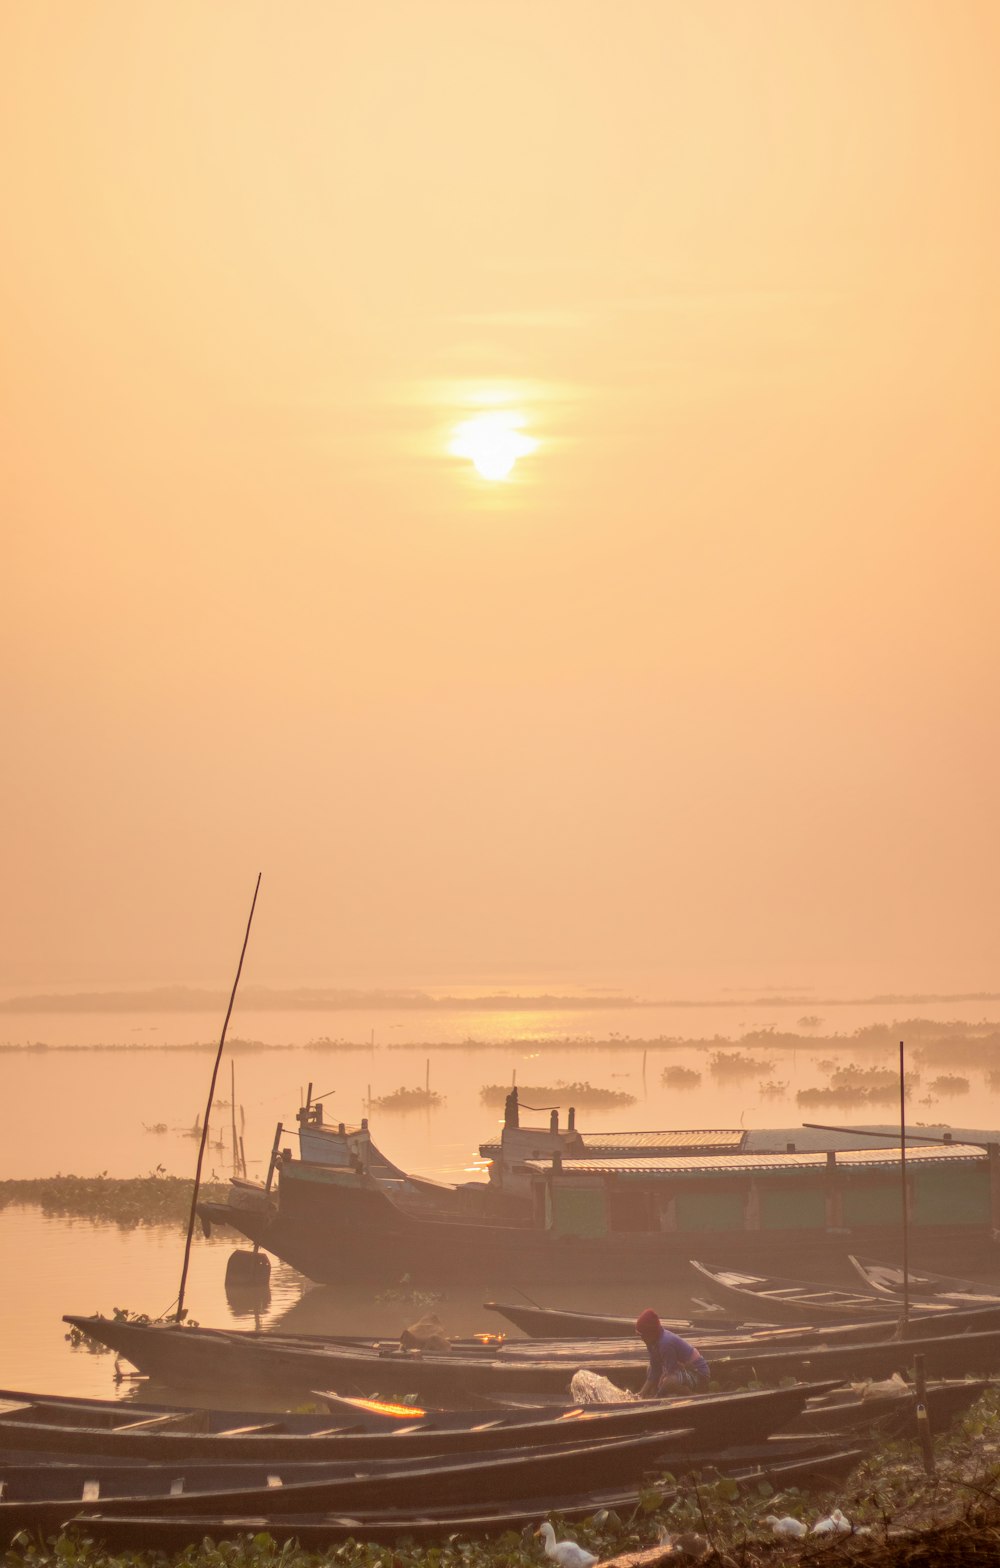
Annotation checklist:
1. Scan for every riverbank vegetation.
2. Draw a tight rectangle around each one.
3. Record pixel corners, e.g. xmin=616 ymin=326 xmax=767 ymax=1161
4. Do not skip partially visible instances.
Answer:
xmin=0 ymin=1173 xmax=229 ymax=1229
xmin=4 ymin=1019 xmax=1000 ymax=1058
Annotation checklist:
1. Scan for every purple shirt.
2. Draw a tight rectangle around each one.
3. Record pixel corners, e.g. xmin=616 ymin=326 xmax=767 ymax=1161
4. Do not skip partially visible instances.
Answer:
xmin=647 ymin=1327 xmax=709 ymax=1382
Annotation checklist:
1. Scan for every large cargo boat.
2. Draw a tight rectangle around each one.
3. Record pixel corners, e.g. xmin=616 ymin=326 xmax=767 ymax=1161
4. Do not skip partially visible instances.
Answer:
xmin=200 ymin=1138 xmax=1000 ymax=1286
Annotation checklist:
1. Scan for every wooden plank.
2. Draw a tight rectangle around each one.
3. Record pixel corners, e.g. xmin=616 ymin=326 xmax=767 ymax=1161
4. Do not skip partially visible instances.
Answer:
xmin=112 ymin=1412 xmax=201 ymax=1433
xmin=215 ymin=1422 xmax=286 ymax=1436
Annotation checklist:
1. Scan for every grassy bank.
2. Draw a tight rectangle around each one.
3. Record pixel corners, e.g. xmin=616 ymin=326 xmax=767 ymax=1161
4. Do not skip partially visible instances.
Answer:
xmin=0 ymin=1173 xmax=230 ymax=1229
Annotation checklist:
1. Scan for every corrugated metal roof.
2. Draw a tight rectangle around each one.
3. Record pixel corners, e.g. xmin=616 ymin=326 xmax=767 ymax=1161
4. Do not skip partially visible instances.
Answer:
xmin=524 ymin=1143 xmax=988 ymax=1178
xmin=479 ymin=1128 xmax=745 ymax=1157
xmin=581 ymin=1130 xmax=745 ymax=1151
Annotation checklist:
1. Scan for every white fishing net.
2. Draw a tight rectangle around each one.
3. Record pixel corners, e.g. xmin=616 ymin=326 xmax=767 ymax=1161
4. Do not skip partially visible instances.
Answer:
xmin=569 ymin=1369 xmax=639 ymax=1403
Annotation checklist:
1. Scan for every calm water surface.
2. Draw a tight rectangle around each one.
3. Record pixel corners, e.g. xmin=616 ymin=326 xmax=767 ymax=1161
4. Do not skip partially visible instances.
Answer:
xmin=3 ymin=995 xmax=999 ymax=1401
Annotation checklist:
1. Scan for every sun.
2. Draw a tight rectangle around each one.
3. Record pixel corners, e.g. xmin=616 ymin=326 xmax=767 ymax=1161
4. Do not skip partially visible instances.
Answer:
xmin=449 ymin=410 xmax=537 ymax=481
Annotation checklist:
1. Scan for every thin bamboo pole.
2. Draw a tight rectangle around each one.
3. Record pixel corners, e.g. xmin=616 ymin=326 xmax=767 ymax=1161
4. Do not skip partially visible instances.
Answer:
xmin=899 ymin=1039 xmax=910 ymax=1329
xmin=176 ymin=873 xmax=261 ymax=1322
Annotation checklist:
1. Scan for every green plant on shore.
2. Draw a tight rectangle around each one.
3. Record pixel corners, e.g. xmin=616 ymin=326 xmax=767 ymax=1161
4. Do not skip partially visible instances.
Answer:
xmin=0 ymin=1172 xmax=229 ymax=1230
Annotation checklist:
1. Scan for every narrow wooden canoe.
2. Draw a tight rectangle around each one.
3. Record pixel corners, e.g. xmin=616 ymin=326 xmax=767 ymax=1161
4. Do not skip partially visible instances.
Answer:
xmin=786 ymin=1378 xmax=990 ymax=1438
xmin=0 ymin=1383 xmax=834 ymax=1462
xmin=482 ymin=1302 xmax=741 ymax=1339
xmin=66 ymin=1446 xmax=866 ymax=1552
xmin=61 ymin=1311 xmax=1000 ymax=1400
xmin=688 ymin=1261 xmax=909 ymax=1325
xmin=689 ymin=1260 xmax=1000 ymax=1332
xmin=848 ymin=1255 xmax=1000 ymax=1305
xmin=0 ymin=1427 xmax=697 ymax=1541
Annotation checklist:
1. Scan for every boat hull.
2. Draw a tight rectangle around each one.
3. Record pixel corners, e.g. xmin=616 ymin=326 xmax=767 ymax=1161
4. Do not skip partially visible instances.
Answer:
xmin=200 ymin=1159 xmax=1000 ymax=1287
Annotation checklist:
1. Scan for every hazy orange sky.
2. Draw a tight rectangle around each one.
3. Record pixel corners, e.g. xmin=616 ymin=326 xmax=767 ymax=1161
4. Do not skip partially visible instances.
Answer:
xmin=2 ymin=1 xmax=998 ymax=994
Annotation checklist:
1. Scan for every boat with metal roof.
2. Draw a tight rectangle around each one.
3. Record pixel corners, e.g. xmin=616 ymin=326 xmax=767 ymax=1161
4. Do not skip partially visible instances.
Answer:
xmin=199 ymin=1135 xmax=1000 ymax=1286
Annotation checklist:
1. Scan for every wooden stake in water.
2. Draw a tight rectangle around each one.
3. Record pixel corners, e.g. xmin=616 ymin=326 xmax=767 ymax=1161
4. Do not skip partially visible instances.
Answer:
xmin=230 ymin=1060 xmax=239 ymax=1175
xmin=899 ymin=1039 xmax=910 ymax=1329
xmin=176 ymin=873 xmax=261 ymax=1323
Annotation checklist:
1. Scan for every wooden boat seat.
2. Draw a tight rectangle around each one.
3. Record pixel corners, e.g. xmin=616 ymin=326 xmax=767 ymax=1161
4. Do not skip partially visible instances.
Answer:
xmin=112 ymin=1412 xmax=201 ymax=1433
xmin=214 ymin=1422 xmax=287 ymax=1436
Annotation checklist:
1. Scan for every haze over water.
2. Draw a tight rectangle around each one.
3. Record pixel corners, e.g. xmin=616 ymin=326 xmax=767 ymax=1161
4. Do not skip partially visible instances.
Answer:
xmin=4 ymin=981 xmax=1000 ymax=1400
xmin=2 ymin=1 xmax=997 ymax=1410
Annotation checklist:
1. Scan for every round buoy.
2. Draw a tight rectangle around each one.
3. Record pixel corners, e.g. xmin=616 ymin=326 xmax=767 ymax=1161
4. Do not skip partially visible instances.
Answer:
xmin=225 ymin=1249 xmax=271 ymax=1288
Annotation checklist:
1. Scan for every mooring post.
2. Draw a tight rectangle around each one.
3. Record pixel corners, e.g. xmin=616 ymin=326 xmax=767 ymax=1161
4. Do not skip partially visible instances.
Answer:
xmin=914 ymin=1352 xmax=935 ymax=1475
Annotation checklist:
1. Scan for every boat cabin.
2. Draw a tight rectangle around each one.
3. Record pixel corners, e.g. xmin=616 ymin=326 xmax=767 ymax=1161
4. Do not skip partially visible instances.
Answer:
xmin=524 ymin=1142 xmax=1000 ymax=1240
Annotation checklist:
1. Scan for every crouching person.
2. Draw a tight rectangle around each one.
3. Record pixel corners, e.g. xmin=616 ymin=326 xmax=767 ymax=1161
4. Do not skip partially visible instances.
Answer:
xmin=636 ymin=1308 xmax=710 ymax=1396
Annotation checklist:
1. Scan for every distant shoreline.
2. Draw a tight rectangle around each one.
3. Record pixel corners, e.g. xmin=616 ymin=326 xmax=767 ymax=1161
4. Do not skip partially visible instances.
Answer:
xmin=2 ymin=984 xmax=1000 ymax=1014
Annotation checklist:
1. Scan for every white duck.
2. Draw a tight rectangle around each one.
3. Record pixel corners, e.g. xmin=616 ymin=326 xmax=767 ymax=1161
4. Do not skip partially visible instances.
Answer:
xmin=765 ymin=1515 xmax=807 ymax=1538
xmin=812 ymin=1509 xmax=851 ymax=1535
xmin=537 ymin=1521 xmax=600 ymax=1568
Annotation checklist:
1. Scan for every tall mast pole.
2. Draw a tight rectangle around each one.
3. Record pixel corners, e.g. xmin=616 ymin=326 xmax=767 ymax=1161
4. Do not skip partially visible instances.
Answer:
xmin=176 ymin=874 xmax=261 ymax=1322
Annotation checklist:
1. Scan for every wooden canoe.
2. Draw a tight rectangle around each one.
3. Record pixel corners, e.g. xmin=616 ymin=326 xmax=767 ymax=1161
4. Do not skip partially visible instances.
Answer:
xmin=786 ymin=1377 xmax=991 ymax=1438
xmin=0 ymin=1430 xmax=852 ymax=1536
xmin=66 ymin=1446 xmax=866 ymax=1552
xmin=848 ymin=1254 xmax=1000 ymax=1305
xmin=0 ymin=1382 xmax=834 ymax=1461
xmin=62 ymin=1310 xmax=1000 ymax=1399
xmin=0 ymin=1427 xmax=698 ymax=1541
xmin=689 ymin=1260 xmax=1000 ymax=1332
xmin=482 ymin=1301 xmax=741 ymax=1339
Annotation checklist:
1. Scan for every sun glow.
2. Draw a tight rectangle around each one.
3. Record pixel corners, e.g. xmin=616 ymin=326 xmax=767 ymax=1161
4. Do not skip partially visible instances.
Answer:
xmin=449 ymin=411 xmax=537 ymax=481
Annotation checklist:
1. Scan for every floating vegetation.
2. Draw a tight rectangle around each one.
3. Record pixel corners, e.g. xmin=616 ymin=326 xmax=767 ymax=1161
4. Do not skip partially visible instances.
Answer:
xmin=757 ymin=1080 xmax=789 ymax=1098
xmin=304 ymin=1036 xmax=374 ymax=1050
xmin=480 ymin=1081 xmax=637 ymax=1108
xmin=142 ymin=1122 xmax=168 ymax=1134
xmin=660 ymin=1065 xmax=701 ymax=1089
xmin=797 ymin=1082 xmax=908 ymax=1107
xmin=824 ymin=1064 xmax=903 ymax=1092
xmin=797 ymin=1061 xmax=910 ymax=1106
xmin=0 ymin=1172 xmax=229 ymax=1229
xmin=374 ymin=1275 xmax=444 ymax=1310
xmin=797 ymin=1014 xmax=822 ymax=1027
xmin=371 ymin=1086 xmax=444 ymax=1111
xmin=707 ymin=1051 xmax=776 ymax=1078
xmin=928 ymin=1074 xmax=970 ymax=1095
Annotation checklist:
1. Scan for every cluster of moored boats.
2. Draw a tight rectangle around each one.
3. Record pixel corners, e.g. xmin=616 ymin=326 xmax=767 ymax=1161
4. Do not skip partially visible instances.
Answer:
xmin=12 ymin=1251 xmax=998 ymax=1551
xmin=15 ymin=1100 xmax=1000 ymax=1552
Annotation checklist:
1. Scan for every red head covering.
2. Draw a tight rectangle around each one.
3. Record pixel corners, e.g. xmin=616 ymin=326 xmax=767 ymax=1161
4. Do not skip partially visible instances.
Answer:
xmin=635 ymin=1308 xmax=662 ymax=1342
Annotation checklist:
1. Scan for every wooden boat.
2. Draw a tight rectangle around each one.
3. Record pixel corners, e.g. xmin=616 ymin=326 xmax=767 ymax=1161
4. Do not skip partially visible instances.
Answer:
xmin=0 ymin=1427 xmax=700 ymax=1540
xmin=786 ymin=1378 xmax=990 ymax=1438
xmin=848 ymin=1254 xmax=1000 ymax=1305
xmin=689 ymin=1260 xmax=1000 ymax=1332
xmin=1 ymin=1375 xmax=834 ymax=1459
xmin=0 ymin=1430 xmax=852 ymax=1536
xmin=200 ymin=1139 xmax=1000 ymax=1285
xmin=67 ymin=1447 xmax=866 ymax=1553
xmin=483 ymin=1301 xmax=743 ymax=1338
xmin=688 ymin=1261 xmax=912 ymax=1325
xmin=64 ymin=1307 xmax=1000 ymax=1399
